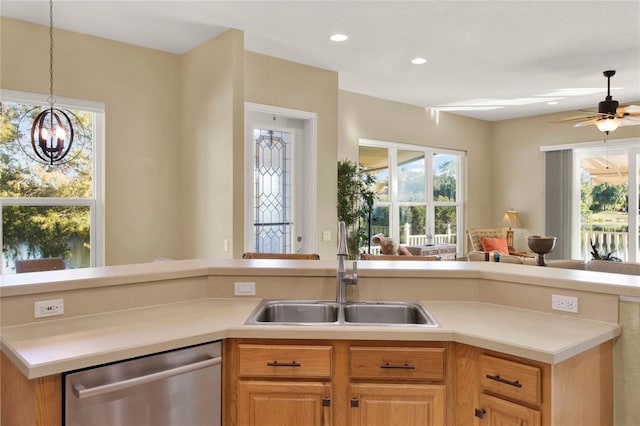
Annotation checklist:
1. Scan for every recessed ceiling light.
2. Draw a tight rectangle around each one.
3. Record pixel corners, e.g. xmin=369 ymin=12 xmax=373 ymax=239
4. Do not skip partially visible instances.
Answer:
xmin=330 ymin=34 xmax=348 ymax=42
xmin=411 ymin=57 xmax=427 ymax=65
xmin=547 ymin=101 xmax=559 ymax=105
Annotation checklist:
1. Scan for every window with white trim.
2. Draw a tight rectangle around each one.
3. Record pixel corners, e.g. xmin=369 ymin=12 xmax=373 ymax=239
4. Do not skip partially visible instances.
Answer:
xmin=359 ymin=139 xmax=465 ymax=254
xmin=0 ymin=90 xmax=104 ymax=273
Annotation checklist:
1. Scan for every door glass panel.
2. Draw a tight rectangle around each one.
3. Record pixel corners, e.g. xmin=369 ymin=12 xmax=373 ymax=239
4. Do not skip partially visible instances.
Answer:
xmin=359 ymin=146 xmax=389 ymax=202
xmin=579 ymin=153 xmax=629 ymax=261
xmin=253 ymin=129 xmax=291 ymax=253
xmin=398 ymin=150 xmax=425 ymax=202
xmin=2 ymin=205 xmax=90 ymax=272
xmin=433 ymin=154 xmax=457 ymax=202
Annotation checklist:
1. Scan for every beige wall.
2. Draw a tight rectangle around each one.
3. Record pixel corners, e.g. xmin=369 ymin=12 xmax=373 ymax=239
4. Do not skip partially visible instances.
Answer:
xmin=180 ymin=29 xmax=245 ymax=259
xmin=244 ymin=52 xmax=339 ymax=259
xmin=338 ymin=91 xmax=494 ymax=251
xmin=1 ymin=17 xmax=183 ymax=266
xmin=491 ymin=111 xmax=640 ymax=252
xmin=3 ymin=16 xmax=638 ymax=262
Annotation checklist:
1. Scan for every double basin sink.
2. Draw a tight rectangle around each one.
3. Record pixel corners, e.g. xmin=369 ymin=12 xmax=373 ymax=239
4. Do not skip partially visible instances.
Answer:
xmin=245 ymin=299 xmax=439 ymax=327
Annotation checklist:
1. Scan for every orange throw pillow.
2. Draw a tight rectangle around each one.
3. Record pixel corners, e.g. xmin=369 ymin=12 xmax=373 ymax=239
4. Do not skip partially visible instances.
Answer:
xmin=481 ymin=237 xmax=509 ymax=255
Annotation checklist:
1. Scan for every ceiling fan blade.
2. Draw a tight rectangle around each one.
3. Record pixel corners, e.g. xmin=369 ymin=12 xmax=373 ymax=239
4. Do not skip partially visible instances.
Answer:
xmin=553 ymin=115 xmax=599 ymax=123
xmin=572 ymin=118 xmax=602 ymax=128
xmin=617 ymin=104 xmax=640 ymax=115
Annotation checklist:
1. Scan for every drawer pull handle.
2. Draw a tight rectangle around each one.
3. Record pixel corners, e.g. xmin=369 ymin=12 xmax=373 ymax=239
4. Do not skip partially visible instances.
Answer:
xmin=474 ymin=408 xmax=486 ymax=419
xmin=486 ymin=373 xmax=522 ymax=388
xmin=267 ymin=360 xmax=301 ymax=367
xmin=380 ymin=362 xmax=416 ymax=370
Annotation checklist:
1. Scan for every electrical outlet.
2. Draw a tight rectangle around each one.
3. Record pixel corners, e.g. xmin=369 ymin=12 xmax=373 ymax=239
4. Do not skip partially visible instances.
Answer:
xmin=322 ymin=231 xmax=331 ymax=241
xmin=234 ymin=282 xmax=256 ymax=296
xmin=34 ymin=299 xmax=64 ymax=318
xmin=552 ymin=294 xmax=579 ymax=313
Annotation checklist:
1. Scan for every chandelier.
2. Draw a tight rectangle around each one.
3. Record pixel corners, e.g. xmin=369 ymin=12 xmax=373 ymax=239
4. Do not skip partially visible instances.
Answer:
xmin=17 ymin=0 xmax=87 ymax=166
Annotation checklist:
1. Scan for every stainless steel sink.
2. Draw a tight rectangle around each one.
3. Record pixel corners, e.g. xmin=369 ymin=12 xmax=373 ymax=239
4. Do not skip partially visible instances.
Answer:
xmin=343 ymin=301 xmax=439 ymax=327
xmin=244 ymin=299 xmax=439 ymax=327
xmin=244 ymin=300 xmax=340 ymax=325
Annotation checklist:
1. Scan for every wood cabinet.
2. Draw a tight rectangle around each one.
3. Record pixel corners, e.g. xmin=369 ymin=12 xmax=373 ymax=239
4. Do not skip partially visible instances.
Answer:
xmin=226 ymin=339 xmax=450 ymax=426
xmin=454 ymin=342 xmax=613 ymax=426
xmin=2 ymin=338 xmax=613 ymax=426
xmin=237 ymin=381 xmax=332 ymax=426
xmin=230 ymin=341 xmax=335 ymax=426
xmin=348 ymin=383 xmax=444 ymax=426
xmin=0 ymin=352 xmax=61 ymax=426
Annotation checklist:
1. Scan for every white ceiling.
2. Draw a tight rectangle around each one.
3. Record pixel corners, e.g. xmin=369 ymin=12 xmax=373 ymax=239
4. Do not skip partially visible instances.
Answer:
xmin=2 ymin=0 xmax=640 ymax=121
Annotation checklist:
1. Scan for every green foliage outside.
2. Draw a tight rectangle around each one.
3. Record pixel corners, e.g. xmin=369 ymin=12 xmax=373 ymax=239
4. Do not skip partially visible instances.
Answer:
xmin=337 ymin=160 xmax=377 ymax=259
xmin=1 ymin=101 xmax=93 ymax=269
xmin=580 ymin=173 xmax=630 ymax=260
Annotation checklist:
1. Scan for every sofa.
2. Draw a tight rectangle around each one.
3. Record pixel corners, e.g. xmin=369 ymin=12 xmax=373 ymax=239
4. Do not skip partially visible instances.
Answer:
xmin=467 ymin=251 xmax=640 ymax=276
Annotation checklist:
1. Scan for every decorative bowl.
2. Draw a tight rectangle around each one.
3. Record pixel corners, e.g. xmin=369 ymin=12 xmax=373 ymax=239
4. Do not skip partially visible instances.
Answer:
xmin=526 ymin=236 xmax=557 ymax=266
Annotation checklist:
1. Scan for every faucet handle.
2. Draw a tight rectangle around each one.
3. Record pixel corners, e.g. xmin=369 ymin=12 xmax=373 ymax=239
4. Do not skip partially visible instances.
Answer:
xmin=347 ymin=261 xmax=358 ymax=285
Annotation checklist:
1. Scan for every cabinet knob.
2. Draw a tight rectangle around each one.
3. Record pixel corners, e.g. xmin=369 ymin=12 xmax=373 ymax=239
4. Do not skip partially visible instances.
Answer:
xmin=322 ymin=397 xmax=331 ymax=407
xmin=474 ymin=408 xmax=486 ymax=419
xmin=350 ymin=398 xmax=360 ymax=408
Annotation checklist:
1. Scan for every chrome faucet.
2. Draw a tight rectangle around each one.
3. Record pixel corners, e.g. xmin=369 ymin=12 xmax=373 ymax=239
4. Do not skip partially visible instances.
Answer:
xmin=337 ymin=221 xmax=357 ymax=304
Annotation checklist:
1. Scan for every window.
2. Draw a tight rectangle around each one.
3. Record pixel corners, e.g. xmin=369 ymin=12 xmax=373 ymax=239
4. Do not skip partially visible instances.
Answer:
xmin=359 ymin=139 xmax=465 ymax=254
xmin=573 ymin=142 xmax=639 ymax=262
xmin=1 ymin=90 xmax=104 ymax=273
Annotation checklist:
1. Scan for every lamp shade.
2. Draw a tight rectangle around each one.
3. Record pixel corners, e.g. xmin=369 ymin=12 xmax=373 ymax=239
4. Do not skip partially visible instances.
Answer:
xmin=498 ymin=210 xmax=523 ymax=229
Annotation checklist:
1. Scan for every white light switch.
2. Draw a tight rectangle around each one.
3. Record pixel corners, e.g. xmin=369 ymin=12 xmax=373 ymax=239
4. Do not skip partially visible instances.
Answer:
xmin=234 ymin=282 xmax=256 ymax=296
xmin=322 ymin=231 xmax=331 ymax=241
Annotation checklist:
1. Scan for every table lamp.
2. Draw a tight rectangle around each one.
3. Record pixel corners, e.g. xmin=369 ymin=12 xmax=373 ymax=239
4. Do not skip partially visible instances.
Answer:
xmin=499 ymin=209 xmax=523 ymax=253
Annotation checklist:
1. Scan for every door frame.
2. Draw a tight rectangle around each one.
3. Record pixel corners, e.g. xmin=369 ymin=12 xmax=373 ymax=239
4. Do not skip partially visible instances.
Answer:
xmin=244 ymin=102 xmax=317 ymax=253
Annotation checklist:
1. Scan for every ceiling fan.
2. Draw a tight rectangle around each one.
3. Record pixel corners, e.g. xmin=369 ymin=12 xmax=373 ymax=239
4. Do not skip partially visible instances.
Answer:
xmin=555 ymin=70 xmax=640 ymax=133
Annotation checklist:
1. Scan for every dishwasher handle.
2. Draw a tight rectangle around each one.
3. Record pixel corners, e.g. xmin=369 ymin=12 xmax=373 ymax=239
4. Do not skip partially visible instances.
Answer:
xmin=72 ymin=355 xmax=222 ymax=400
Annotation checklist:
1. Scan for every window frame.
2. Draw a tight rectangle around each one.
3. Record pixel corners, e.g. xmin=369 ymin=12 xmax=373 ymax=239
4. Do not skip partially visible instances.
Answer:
xmin=359 ymin=138 xmax=466 ymax=255
xmin=0 ymin=89 xmax=105 ymax=272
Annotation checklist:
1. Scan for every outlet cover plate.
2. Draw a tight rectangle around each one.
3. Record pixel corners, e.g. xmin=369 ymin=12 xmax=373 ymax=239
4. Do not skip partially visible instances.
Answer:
xmin=34 ymin=299 xmax=64 ymax=318
xmin=552 ymin=294 xmax=579 ymax=313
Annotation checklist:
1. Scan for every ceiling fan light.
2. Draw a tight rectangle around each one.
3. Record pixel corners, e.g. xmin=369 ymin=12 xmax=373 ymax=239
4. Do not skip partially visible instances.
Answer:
xmin=596 ymin=119 xmax=620 ymax=133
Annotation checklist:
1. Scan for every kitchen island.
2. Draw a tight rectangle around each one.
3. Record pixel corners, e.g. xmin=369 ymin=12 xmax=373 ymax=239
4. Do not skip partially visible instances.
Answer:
xmin=1 ymin=258 xmax=638 ymax=425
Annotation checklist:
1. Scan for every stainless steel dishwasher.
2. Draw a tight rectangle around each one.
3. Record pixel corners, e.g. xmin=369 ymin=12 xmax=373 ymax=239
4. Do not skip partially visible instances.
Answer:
xmin=64 ymin=341 xmax=222 ymax=426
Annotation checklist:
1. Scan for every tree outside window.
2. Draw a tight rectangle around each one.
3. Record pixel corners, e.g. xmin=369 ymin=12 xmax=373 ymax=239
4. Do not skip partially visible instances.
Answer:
xmin=1 ymin=94 xmax=102 ymax=273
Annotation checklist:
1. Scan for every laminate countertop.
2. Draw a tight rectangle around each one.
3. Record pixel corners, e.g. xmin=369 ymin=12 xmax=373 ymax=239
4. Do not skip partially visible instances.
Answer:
xmin=0 ymin=298 xmax=620 ymax=379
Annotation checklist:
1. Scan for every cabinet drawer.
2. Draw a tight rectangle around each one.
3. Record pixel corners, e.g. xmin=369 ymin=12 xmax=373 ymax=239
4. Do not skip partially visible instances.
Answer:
xmin=480 ymin=354 xmax=541 ymax=405
xmin=238 ymin=344 xmax=332 ymax=378
xmin=350 ymin=347 xmax=445 ymax=381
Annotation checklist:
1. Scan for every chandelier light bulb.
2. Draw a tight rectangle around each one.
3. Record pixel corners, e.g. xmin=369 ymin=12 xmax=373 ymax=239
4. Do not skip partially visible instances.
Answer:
xmin=596 ymin=119 xmax=620 ymax=133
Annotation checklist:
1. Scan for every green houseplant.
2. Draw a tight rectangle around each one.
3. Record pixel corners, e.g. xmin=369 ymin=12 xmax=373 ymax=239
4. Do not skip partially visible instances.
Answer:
xmin=337 ymin=160 xmax=377 ymax=259
xmin=590 ymin=239 xmax=622 ymax=262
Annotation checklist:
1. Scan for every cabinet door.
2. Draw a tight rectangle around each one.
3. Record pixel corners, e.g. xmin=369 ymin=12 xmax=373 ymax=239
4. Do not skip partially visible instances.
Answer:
xmin=349 ymin=383 xmax=445 ymax=426
xmin=237 ymin=381 xmax=332 ymax=426
xmin=478 ymin=394 xmax=540 ymax=426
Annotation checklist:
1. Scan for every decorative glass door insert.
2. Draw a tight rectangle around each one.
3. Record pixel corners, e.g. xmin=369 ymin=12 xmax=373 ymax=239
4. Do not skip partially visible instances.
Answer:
xmin=252 ymin=129 xmax=292 ymax=253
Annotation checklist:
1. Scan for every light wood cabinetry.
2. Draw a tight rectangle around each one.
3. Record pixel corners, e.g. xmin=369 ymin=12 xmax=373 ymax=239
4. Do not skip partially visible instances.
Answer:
xmin=0 ymin=352 xmax=61 ymax=426
xmin=237 ymin=381 xmax=332 ymax=426
xmin=230 ymin=341 xmax=335 ymax=426
xmin=226 ymin=339 xmax=450 ymax=426
xmin=453 ymin=342 xmax=613 ymax=426
xmin=1 ymin=338 xmax=614 ymax=426
xmin=348 ymin=383 xmax=445 ymax=426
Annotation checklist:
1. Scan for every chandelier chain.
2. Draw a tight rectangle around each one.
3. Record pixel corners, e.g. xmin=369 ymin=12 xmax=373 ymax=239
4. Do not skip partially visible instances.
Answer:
xmin=48 ymin=0 xmax=55 ymax=107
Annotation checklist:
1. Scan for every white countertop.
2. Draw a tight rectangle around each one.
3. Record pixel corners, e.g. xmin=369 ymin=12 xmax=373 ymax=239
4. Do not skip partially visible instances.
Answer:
xmin=1 ymin=298 xmax=620 ymax=379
